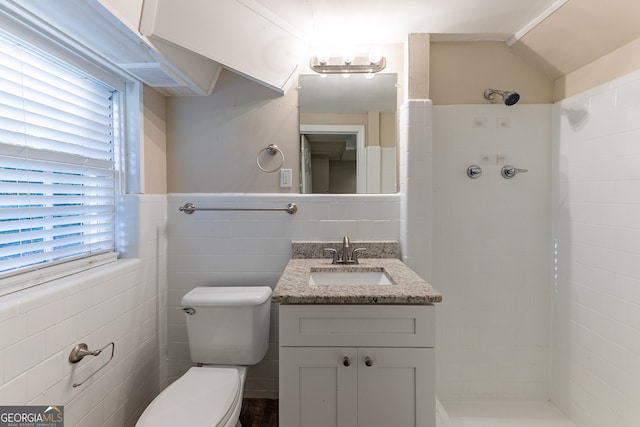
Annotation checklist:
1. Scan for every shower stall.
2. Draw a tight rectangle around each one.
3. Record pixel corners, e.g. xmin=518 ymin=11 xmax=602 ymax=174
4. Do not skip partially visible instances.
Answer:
xmin=426 ymin=70 xmax=640 ymax=427
xmin=433 ymin=104 xmax=552 ymax=402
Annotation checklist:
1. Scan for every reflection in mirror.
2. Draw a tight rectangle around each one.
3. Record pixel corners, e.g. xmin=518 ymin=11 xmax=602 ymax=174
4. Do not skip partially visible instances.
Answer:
xmin=299 ymin=73 xmax=398 ymax=194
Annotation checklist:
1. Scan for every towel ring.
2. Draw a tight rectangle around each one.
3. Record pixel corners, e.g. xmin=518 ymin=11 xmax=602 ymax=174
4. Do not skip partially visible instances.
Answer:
xmin=256 ymin=144 xmax=284 ymax=173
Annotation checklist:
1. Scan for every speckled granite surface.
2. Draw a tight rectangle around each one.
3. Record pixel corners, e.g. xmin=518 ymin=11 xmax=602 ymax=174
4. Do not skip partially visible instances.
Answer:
xmin=292 ymin=241 xmax=400 ymax=259
xmin=273 ymin=258 xmax=442 ymax=304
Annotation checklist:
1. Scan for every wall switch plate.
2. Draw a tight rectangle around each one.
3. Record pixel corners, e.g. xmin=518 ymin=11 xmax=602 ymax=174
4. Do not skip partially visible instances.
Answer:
xmin=280 ymin=169 xmax=292 ymax=187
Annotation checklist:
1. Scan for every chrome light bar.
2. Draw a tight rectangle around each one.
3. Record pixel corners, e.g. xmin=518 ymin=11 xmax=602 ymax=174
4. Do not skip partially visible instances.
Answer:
xmin=309 ymin=56 xmax=387 ymax=75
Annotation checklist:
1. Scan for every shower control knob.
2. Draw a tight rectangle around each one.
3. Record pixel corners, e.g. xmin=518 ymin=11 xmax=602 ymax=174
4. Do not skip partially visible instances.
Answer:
xmin=467 ymin=165 xmax=483 ymax=179
xmin=501 ymin=165 xmax=528 ymax=179
xmin=343 ymin=356 xmax=351 ymax=367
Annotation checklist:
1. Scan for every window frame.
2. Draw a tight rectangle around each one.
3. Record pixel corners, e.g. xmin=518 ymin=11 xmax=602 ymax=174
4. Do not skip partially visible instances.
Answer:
xmin=0 ymin=9 xmax=141 ymax=296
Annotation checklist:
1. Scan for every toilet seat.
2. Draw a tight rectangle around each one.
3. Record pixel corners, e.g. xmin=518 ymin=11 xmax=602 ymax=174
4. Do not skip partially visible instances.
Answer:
xmin=136 ymin=367 xmax=242 ymax=427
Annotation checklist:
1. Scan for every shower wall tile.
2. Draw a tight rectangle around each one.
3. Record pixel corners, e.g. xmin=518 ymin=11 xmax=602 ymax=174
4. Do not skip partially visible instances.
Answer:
xmin=0 ymin=195 xmax=167 ymax=427
xmin=399 ymin=100 xmax=433 ymax=281
xmin=432 ymin=104 xmax=552 ymax=401
xmin=166 ymin=193 xmax=401 ymax=398
xmin=552 ymin=68 xmax=640 ymax=427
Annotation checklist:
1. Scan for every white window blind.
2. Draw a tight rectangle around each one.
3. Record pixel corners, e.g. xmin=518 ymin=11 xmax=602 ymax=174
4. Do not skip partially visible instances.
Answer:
xmin=0 ymin=31 xmax=117 ymax=277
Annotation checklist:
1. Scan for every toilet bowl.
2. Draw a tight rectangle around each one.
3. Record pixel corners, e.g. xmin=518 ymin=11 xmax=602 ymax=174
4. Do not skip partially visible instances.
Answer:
xmin=136 ymin=366 xmax=246 ymax=427
xmin=136 ymin=286 xmax=272 ymax=427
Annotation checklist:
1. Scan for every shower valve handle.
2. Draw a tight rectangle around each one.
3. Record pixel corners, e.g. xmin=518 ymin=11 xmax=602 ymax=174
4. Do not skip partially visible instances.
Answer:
xmin=501 ymin=165 xmax=528 ymax=179
xmin=467 ymin=165 xmax=482 ymax=179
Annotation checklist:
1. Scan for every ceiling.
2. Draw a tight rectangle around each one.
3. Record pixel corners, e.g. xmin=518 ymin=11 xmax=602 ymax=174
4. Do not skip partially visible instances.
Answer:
xmin=12 ymin=0 xmax=640 ymax=95
xmin=254 ymin=0 xmax=557 ymax=45
xmin=254 ymin=0 xmax=640 ymax=79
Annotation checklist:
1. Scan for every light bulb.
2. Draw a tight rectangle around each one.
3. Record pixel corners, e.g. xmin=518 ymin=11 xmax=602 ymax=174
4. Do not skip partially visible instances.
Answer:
xmin=342 ymin=46 xmax=355 ymax=65
xmin=369 ymin=48 xmax=383 ymax=64
xmin=315 ymin=48 xmax=329 ymax=65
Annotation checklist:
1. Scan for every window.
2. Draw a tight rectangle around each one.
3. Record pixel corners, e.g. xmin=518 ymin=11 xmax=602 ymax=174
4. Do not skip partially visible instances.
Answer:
xmin=0 ymin=30 xmax=118 ymax=290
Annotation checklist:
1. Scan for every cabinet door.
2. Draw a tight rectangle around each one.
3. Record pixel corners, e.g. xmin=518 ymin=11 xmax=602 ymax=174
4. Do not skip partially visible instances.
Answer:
xmin=357 ymin=347 xmax=435 ymax=427
xmin=280 ymin=347 xmax=358 ymax=427
xmin=139 ymin=0 xmax=304 ymax=93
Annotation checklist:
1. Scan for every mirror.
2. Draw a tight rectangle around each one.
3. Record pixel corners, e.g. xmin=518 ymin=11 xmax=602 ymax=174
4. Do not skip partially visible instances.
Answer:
xmin=299 ymin=73 xmax=398 ymax=194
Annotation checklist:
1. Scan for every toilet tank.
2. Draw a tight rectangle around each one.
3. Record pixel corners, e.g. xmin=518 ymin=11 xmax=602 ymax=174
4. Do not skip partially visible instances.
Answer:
xmin=182 ymin=286 xmax=272 ymax=365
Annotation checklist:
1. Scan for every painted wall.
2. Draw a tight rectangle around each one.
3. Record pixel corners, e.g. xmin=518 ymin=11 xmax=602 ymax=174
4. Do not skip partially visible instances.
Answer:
xmin=0 ymin=195 xmax=167 ymax=427
xmin=551 ymin=69 xmax=640 ymax=427
xmin=510 ymin=0 xmax=640 ymax=91
xmin=166 ymin=193 xmax=401 ymax=397
xmin=166 ymin=70 xmax=299 ymax=194
xmin=143 ymin=87 xmax=167 ymax=194
xmin=432 ymin=104 xmax=552 ymax=400
xmin=430 ymin=42 xmax=554 ymax=105
xmin=554 ymin=35 xmax=640 ymax=101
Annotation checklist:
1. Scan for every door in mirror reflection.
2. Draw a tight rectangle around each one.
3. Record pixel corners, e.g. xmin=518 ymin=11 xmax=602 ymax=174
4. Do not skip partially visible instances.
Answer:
xmin=299 ymin=73 xmax=398 ymax=194
xmin=300 ymin=125 xmax=364 ymax=194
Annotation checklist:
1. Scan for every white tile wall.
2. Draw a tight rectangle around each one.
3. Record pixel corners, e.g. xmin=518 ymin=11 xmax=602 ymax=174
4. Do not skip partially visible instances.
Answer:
xmin=432 ymin=105 xmax=552 ymax=401
xmin=0 ymin=195 xmax=167 ymax=427
xmin=552 ymin=69 xmax=640 ymax=427
xmin=400 ymin=100 xmax=433 ymax=282
xmin=166 ymin=193 xmax=401 ymax=397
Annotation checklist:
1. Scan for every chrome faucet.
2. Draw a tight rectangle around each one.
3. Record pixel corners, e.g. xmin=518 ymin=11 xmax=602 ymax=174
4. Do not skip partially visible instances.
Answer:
xmin=342 ymin=235 xmax=351 ymax=260
xmin=324 ymin=236 xmax=366 ymax=264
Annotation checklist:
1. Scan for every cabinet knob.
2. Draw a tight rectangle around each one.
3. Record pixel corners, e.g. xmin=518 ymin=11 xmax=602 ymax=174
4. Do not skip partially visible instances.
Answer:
xmin=365 ymin=356 xmax=373 ymax=367
xmin=343 ymin=356 xmax=351 ymax=367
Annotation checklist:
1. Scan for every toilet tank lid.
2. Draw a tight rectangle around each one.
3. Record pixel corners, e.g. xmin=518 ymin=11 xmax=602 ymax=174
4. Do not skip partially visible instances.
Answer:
xmin=182 ymin=286 xmax=272 ymax=307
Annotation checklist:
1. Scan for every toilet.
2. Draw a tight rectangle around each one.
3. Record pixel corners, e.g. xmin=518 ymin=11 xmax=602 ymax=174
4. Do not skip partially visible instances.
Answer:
xmin=136 ymin=286 xmax=272 ymax=427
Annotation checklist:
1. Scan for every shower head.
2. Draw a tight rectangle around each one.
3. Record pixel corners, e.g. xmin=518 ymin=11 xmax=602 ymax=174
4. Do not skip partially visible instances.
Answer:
xmin=484 ymin=89 xmax=520 ymax=106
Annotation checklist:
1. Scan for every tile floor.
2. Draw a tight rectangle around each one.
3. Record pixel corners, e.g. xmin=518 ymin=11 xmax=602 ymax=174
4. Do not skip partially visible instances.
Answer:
xmin=238 ymin=398 xmax=577 ymax=427
xmin=239 ymin=398 xmax=278 ymax=427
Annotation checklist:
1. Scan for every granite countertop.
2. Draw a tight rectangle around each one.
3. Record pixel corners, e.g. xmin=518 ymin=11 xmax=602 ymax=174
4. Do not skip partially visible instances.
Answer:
xmin=272 ymin=257 xmax=442 ymax=305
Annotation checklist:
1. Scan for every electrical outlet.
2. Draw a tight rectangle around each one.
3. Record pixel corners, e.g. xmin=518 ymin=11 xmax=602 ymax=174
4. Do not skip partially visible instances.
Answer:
xmin=280 ymin=169 xmax=292 ymax=188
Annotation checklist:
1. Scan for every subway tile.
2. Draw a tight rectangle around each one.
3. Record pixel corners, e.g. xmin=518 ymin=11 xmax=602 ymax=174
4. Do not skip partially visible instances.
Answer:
xmin=167 ymin=342 xmax=190 ymax=360
xmin=0 ymin=314 xmax=28 ymax=350
xmin=27 ymin=300 xmax=66 ymax=336
xmin=3 ymin=333 xmax=46 ymax=382
xmin=45 ymin=317 xmax=78 ymax=357
xmin=0 ymin=373 xmax=28 ymax=404
xmin=26 ymin=355 xmax=64 ymax=402
xmin=552 ymin=70 xmax=640 ymax=424
xmin=165 ymin=193 xmax=402 ymax=399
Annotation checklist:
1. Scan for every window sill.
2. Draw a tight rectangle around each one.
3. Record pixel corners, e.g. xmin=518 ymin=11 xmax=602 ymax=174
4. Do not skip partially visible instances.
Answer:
xmin=0 ymin=252 xmax=120 ymax=297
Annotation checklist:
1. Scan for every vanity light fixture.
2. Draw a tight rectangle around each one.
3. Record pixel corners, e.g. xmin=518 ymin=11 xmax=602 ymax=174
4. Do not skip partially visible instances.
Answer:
xmin=310 ymin=53 xmax=387 ymax=75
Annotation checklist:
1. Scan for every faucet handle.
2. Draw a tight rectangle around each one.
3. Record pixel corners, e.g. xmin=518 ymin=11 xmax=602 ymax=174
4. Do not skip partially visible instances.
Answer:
xmin=323 ymin=248 xmax=338 ymax=264
xmin=351 ymin=248 xmax=366 ymax=264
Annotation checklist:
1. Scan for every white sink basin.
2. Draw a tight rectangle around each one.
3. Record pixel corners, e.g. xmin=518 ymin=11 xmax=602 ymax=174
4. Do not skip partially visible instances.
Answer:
xmin=309 ymin=270 xmax=393 ymax=286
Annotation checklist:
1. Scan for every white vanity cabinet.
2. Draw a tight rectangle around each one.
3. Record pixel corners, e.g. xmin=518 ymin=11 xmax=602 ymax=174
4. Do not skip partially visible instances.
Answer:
xmin=279 ymin=305 xmax=436 ymax=427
